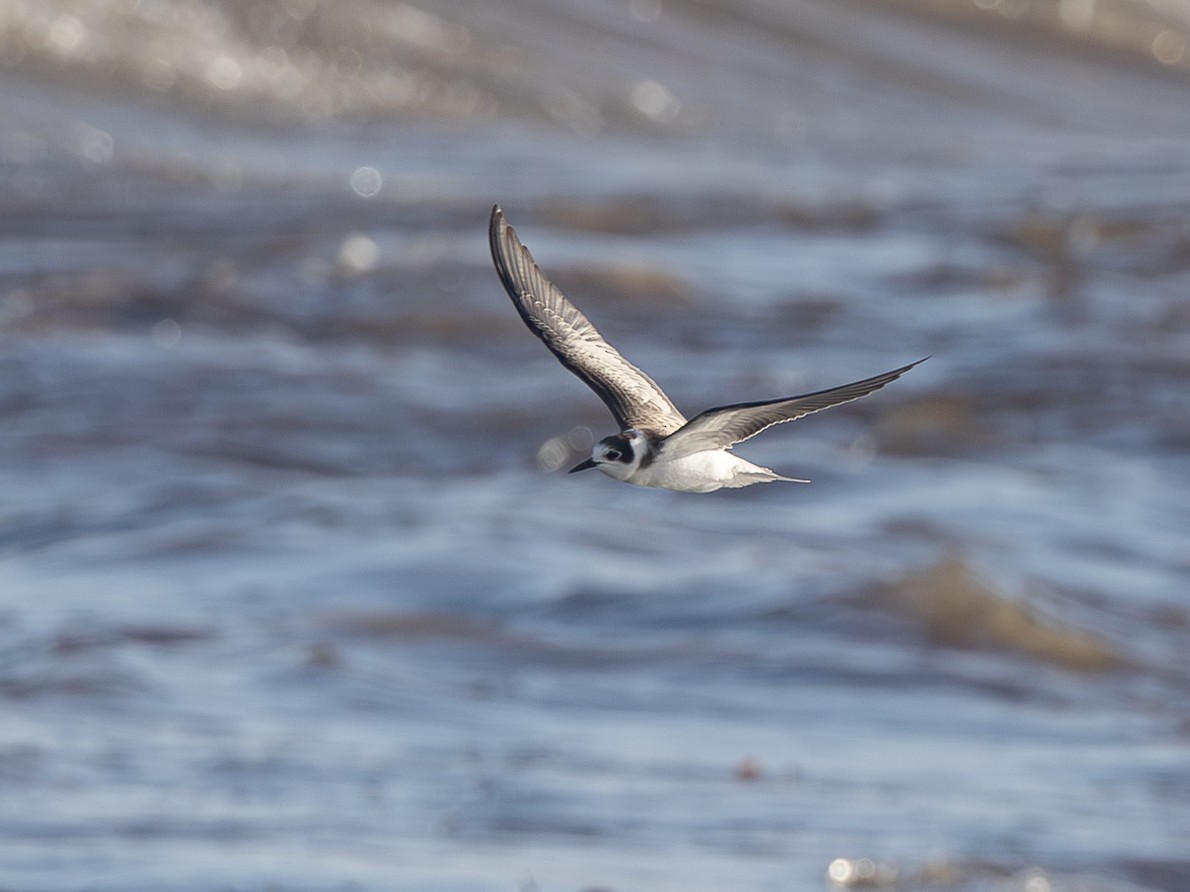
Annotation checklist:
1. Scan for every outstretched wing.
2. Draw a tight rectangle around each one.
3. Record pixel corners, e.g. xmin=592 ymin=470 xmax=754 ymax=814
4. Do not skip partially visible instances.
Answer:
xmin=489 ymin=205 xmax=687 ymax=436
xmin=660 ymin=358 xmax=927 ymax=459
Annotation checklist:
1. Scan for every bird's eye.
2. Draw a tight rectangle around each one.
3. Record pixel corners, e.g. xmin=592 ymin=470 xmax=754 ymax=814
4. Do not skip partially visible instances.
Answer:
xmin=605 ymin=450 xmax=620 ymax=461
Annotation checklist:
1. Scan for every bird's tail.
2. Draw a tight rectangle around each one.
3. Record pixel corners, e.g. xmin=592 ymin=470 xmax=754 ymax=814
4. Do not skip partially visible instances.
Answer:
xmin=725 ymin=466 xmax=810 ymax=487
xmin=771 ymin=472 xmax=811 ymax=484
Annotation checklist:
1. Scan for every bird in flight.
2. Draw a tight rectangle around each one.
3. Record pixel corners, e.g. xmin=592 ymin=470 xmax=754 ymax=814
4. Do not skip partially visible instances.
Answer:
xmin=489 ymin=205 xmax=925 ymax=493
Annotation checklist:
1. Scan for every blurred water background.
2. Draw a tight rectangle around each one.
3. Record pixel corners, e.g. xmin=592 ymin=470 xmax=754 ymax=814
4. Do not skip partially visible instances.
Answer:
xmin=1 ymin=1 xmax=1189 ymax=890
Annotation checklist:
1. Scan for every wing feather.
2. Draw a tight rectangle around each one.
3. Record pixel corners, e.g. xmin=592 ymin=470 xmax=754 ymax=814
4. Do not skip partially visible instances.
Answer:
xmin=661 ymin=358 xmax=927 ymax=459
xmin=489 ymin=206 xmax=686 ymax=435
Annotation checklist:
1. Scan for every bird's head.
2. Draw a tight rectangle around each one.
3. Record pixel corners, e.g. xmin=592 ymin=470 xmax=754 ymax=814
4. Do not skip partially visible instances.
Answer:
xmin=568 ymin=430 xmax=648 ymax=481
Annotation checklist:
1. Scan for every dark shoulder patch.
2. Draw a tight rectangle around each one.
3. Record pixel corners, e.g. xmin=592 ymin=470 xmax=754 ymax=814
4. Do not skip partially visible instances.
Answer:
xmin=636 ymin=433 xmax=661 ymax=469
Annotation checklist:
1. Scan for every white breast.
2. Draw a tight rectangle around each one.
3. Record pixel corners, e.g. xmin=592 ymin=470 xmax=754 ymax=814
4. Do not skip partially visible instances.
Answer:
xmin=627 ymin=451 xmax=762 ymax=493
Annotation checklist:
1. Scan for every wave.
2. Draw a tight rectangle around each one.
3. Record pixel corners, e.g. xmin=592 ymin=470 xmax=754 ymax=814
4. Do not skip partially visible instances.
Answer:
xmin=4 ymin=0 xmax=1188 ymax=129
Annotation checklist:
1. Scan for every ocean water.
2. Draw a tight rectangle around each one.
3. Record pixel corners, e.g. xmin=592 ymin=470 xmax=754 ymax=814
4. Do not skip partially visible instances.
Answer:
xmin=1 ymin=1 xmax=1188 ymax=890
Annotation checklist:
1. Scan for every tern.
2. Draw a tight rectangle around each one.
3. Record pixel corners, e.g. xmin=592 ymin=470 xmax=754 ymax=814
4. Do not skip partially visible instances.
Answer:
xmin=489 ymin=205 xmax=925 ymax=493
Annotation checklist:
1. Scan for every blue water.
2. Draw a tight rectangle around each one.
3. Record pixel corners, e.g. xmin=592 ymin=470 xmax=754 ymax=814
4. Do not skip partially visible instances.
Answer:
xmin=1 ymin=1 xmax=1189 ymax=890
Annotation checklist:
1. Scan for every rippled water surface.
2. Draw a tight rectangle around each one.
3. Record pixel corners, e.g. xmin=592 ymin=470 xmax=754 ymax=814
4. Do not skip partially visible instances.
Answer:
xmin=1 ymin=1 xmax=1189 ymax=890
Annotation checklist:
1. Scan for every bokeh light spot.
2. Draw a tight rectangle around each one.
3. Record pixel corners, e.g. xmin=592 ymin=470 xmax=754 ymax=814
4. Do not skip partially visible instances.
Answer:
xmin=337 ymin=232 xmax=380 ymax=274
xmin=350 ymin=166 xmax=383 ymax=198
xmin=206 ymin=55 xmax=243 ymax=90
xmin=1152 ymin=30 xmax=1185 ymax=65
xmin=630 ymin=79 xmax=680 ymax=123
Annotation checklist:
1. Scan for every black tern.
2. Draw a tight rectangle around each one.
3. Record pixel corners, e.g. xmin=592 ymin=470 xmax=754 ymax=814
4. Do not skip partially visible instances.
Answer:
xmin=489 ymin=205 xmax=925 ymax=492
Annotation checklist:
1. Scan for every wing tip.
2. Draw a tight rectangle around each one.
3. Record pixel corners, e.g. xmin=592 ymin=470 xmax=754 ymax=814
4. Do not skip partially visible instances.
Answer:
xmin=489 ymin=204 xmax=505 ymax=243
xmin=876 ymin=355 xmax=930 ymax=387
xmin=489 ymin=204 xmax=519 ymax=278
xmin=895 ymin=355 xmax=930 ymax=375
